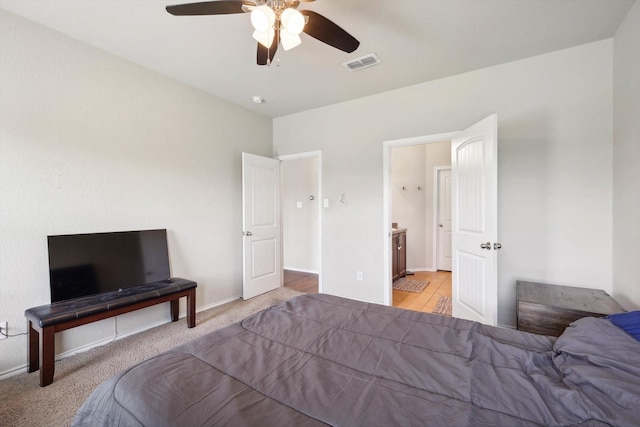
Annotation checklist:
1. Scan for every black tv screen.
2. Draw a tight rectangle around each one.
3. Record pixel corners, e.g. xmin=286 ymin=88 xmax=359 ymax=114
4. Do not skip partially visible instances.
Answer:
xmin=47 ymin=229 xmax=170 ymax=303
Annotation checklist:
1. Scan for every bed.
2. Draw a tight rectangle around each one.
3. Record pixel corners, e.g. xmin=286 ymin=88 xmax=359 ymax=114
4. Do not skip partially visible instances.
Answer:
xmin=73 ymin=293 xmax=640 ymax=426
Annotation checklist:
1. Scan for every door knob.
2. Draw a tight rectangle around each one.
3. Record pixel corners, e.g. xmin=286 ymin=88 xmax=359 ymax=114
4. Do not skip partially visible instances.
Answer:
xmin=439 ymin=224 xmax=443 ymax=227
xmin=493 ymin=243 xmax=502 ymax=250
xmin=243 ymin=231 xmax=253 ymax=236
xmin=480 ymin=241 xmax=491 ymax=250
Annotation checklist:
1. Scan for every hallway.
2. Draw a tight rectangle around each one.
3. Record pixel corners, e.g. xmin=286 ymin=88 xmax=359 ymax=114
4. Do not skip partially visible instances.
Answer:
xmin=284 ymin=269 xmax=452 ymax=316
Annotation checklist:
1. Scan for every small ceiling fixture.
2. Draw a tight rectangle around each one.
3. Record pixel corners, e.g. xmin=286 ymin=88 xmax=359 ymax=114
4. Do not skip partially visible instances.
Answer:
xmin=166 ymin=0 xmax=360 ymax=66
xmin=252 ymin=95 xmax=266 ymax=104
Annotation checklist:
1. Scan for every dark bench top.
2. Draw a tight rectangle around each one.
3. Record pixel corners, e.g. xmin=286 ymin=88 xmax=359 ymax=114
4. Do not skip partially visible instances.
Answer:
xmin=26 ymin=278 xmax=196 ymax=328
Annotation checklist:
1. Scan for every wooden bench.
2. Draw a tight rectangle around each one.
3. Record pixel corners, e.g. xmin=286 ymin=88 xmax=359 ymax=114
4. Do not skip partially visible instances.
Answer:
xmin=25 ymin=278 xmax=196 ymax=386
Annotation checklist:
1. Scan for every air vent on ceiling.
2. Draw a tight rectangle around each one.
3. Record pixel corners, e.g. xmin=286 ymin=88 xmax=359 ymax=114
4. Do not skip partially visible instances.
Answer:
xmin=342 ymin=53 xmax=381 ymax=72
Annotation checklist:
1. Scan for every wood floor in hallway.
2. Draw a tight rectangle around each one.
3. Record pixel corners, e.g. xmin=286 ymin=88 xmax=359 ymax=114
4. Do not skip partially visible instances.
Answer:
xmin=284 ymin=269 xmax=319 ymax=293
xmin=284 ymin=269 xmax=452 ymax=317
xmin=393 ymin=270 xmax=452 ymax=315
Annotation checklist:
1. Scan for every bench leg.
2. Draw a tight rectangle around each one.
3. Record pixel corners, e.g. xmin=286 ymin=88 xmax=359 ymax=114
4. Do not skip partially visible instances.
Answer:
xmin=39 ymin=326 xmax=55 ymax=387
xmin=170 ymin=299 xmax=179 ymax=322
xmin=187 ymin=288 xmax=196 ymax=328
xmin=27 ymin=320 xmax=39 ymax=373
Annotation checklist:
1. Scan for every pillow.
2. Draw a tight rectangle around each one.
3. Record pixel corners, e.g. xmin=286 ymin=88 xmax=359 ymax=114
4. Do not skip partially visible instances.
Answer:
xmin=607 ymin=310 xmax=640 ymax=341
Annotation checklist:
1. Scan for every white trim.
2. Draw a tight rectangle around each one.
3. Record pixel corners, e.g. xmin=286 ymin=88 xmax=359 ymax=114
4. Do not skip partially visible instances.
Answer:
xmin=283 ymin=267 xmax=319 ymax=275
xmin=383 ymin=132 xmax=457 ymax=306
xmin=191 ymin=295 xmax=240 ymax=315
xmin=278 ymin=150 xmax=322 ymax=161
xmin=277 ymin=150 xmax=323 ymax=293
xmin=408 ymin=267 xmax=436 ymax=272
xmin=0 ymin=364 xmax=28 ymax=380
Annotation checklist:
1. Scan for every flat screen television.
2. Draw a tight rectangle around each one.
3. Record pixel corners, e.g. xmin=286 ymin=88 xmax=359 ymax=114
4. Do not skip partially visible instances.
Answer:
xmin=47 ymin=229 xmax=170 ymax=303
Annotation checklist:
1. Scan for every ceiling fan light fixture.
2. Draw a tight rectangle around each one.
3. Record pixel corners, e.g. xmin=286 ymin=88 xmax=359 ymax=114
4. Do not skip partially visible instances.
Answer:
xmin=281 ymin=8 xmax=305 ymax=36
xmin=250 ymin=5 xmax=275 ymax=32
xmin=280 ymin=32 xmax=301 ymax=51
xmin=166 ymin=1 xmax=361 ymax=65
xmin=252 ymin=28 xmax=275 ymax=49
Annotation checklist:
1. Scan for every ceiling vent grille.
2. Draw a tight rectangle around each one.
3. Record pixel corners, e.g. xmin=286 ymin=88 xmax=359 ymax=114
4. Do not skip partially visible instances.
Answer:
xmin=342 ymin=53 xmax=381 ymax=71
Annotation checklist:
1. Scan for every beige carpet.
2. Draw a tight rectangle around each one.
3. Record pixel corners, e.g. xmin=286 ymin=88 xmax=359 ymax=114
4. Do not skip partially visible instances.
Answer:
xmin=392 ymin=277 xmax=429 ymax=293
xmin=432 ymin=296 xmax=453 ymax=316
xmin=0 ymin=287 xmax=302 ymax=427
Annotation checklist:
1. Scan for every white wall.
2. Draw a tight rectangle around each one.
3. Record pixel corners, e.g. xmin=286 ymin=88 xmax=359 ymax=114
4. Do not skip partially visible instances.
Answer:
xmin=391 ymin=145 xmax=426 ymax=270
xmin=612 ymin=1 xmax=640 ymax=310
xmin=274 ymin=40 xmax=613 ymax=327
xmin=0 ymin=10 xmax=272 ymax=375
xmin=282 ymin=156 xmax=320 ymax=272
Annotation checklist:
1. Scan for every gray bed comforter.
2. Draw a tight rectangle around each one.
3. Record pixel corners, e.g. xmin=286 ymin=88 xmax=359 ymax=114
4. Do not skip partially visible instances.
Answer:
xmin=73 ymin=294 xmax=640 ymax=426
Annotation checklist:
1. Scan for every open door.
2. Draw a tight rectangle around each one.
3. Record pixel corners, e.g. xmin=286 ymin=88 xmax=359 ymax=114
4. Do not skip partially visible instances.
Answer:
xmin=451 ymin=115 xmax=499 ymax=325
xmin=242 ymin=153 xmax=281 ymax=299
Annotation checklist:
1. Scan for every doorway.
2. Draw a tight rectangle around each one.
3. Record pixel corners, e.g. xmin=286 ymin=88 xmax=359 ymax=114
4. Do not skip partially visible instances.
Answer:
xmin=278 ymin=151 xmax=322 ymax=293
xmin=389 ymin=141 xmax=452 ymax=312
xmin=383 ymin=115 xmax=499 ymax=325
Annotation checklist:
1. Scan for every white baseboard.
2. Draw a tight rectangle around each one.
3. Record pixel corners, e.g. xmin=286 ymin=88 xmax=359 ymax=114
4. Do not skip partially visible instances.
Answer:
xmin=0 ymin=295 xmax=242 ymax=381
xmin=192 ymin=295 xmax=240 ymax=314
xmin=283 ymin=267 xmax=319 ymax=274
xmin=0 ymin=364 xmax=28 ymax=380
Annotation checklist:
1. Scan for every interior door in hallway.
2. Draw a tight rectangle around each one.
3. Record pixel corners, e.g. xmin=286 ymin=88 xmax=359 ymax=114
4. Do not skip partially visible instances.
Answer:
xmin=436 ymin=168 xmax=452 ymax=271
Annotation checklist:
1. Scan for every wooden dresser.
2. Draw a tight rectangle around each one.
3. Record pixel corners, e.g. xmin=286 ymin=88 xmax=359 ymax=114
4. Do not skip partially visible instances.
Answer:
xmin=516 ymin=280 xmax=624 ymax=336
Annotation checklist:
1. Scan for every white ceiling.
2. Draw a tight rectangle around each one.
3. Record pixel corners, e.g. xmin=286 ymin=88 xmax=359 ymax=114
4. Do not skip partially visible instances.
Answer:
xmin=0 ymin=0 xmax=634 ymax=118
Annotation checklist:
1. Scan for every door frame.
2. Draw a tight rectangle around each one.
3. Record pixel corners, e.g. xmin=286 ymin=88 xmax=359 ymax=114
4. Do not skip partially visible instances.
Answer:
xmin=433 ymin=166 xmax=452 ymax=271
xmin=277 ymin=150 xmax=323 ymax=293
xmin=383 ymin=132 xmax=456 ymax=306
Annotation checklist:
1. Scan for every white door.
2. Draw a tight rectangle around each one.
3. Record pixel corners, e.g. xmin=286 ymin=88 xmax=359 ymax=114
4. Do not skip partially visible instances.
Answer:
xmin=242 ymin=153 xmax=281 ymax=300
xmin=436 ymin=168 xmax=452 ymax=271
xmin=451 ymin=115 xmax=498 ymax=325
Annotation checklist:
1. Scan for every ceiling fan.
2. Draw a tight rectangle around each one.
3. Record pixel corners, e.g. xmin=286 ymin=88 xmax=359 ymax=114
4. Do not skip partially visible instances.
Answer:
xmin=166 ymin=0 xmax=360 ymax=65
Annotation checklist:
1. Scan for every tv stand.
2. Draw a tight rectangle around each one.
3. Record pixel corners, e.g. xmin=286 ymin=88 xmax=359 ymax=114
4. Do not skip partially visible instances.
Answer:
xmin=25 ymin=278 xmax=196 ymax=386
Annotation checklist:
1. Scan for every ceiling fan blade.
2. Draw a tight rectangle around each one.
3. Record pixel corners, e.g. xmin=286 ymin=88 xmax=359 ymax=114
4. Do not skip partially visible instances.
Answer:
xmin=166 ymin=1 xmax=254 ymax=16
xmin=300 ymin=10 xmax=359 ymax=53
xmin=257 ymin=30 xmax=279 ymax=66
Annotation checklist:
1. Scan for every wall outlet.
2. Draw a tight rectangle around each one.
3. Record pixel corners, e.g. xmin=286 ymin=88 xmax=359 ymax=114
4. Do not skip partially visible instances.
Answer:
xmin=356 ymin=271 xmax=363 ymax=281
xmin=0 ymin=321 xmax=7 ymax=340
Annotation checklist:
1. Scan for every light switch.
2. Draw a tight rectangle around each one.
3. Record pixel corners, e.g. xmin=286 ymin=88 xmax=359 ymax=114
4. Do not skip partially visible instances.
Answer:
xmin=296 ymin=201 xmax=303 ymax=209
xmin=323 ymin=198 xmax=329 ymax=208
